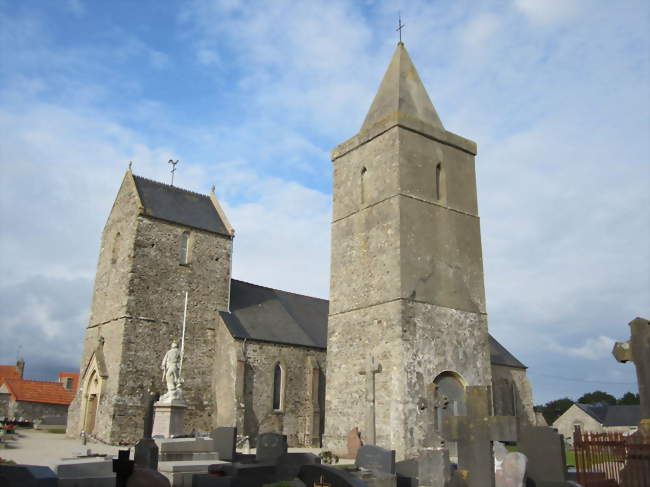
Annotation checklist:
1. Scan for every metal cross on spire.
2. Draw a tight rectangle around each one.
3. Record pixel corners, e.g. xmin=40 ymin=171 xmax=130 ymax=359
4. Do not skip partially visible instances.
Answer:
xmin=168 ymin=159 xmax=179 ymax=186
xmin=396 ymin=13 xmax=405 ymax=43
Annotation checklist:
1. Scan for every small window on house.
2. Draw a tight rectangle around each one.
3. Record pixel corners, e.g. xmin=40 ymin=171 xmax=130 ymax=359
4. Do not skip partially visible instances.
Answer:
xmin=435 ymin=163 xmax=443 ymax=200
xmin=64 ymin=377 xmax=73 ymax=390
xmin=360 ymin=167 xmax=367 ymax=205
xmin=272 ymin=363 xmax=283 ymax=411
xmin=179 ymin=232 xmax=190 ymax=265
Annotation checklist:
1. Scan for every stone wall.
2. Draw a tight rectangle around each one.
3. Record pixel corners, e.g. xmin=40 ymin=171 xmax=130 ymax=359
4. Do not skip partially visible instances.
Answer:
xmin=553 ymin=404 xmax=602 ymax=445
xmin=325 ymin=123 xmax=492 ymax=461
xmin=68 ymin=172 xmax=233 ymax=444
xmin=491 ymin=364 xmax=535 ymax=426
xmin=8 ymin=400 xmax=69 ymax=420
xmin=0 ymin=393 xmax=9 ymax=417
xmin=235 ymin=337 xmax=326 ymax=448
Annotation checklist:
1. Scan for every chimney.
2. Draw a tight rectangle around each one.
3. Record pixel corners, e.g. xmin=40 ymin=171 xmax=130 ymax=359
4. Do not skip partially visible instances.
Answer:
xmin=16 ymin=359 xmax=25 ymax=379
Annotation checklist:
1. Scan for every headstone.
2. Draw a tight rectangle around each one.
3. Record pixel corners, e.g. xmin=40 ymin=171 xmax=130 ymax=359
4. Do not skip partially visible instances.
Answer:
xmin=613 ymin=316 xmax=650 ymax=434
xmin=275 ymin=452 xmax=322 ymax=480
xmin=135 ymin=391 xmax=160 ymax=470
xmin=298 ymin=464 xmax=367 ymax=487
xmin=212 ymin=426 xmax=237 ymax=461
xmin=255 ymin=432 xmax=287 ymax=462
xmin=495 ymin=452 xmax=526 ymax=487
xmin=356 ymin=445 xmax=396 ymax=474
xmin=358 ymin=356 xmax=382 ymax=445
xmin=418 ymin=448 xmax=452 ymax=487
xmin=341 ymin=427 xmax=363 ymax=459
xmin=518 ymin=425 xmax=567 ymax=483
xmin=442 ymin=386 xmax=517 ymax=487
xmin=112 ymin=449 xmax=134 ymax=487
xmin=0 ymin=465 xmax=58 ymax=487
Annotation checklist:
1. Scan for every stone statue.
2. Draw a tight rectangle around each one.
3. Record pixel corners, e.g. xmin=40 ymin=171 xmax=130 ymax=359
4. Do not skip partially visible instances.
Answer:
xmin=160 ymin=342 xmax=183 ymax=401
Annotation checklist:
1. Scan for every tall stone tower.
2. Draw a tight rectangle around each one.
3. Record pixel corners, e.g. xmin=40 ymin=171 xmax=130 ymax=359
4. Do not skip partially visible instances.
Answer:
xmin=324 ymin=43 xmax=491 ymax=460
xmin=67 ymin=169 xmax=234 ymax=443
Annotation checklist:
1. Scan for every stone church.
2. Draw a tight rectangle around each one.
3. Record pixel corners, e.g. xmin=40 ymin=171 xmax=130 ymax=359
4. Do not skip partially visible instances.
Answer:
xmin=67 ymin=43 xmax=535 ymax=457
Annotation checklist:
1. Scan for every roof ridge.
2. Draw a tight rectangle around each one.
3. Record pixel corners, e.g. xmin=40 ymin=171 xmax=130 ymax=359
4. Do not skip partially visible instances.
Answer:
xmin=232 ymin=278 xmax=328 ymax=302
xmin=132 ymin=173 xmax=211 ymax=199
xmin=6 ymin=378 xmax=66 ymax=385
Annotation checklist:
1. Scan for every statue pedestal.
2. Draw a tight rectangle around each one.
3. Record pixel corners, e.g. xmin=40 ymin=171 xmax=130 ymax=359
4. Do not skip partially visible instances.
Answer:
xmin=152 ymin=399 xmax=186 ymax=438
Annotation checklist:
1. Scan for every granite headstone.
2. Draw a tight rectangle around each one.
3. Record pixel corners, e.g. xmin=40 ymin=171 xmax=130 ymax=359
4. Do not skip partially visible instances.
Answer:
xmin=213 ymin=427 xmax=237 ymax=462
xmin=255 ymin=432 xmax=287 ymax=462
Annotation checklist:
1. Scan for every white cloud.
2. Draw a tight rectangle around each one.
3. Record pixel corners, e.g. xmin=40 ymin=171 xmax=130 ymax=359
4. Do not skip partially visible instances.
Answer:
xmin=545 ymin=335 xmax=616 ymax=360
xmin=513 ymin=0 xmax=582 ymax=25
xmin=461 ymin=13 xmax=501 ymax=49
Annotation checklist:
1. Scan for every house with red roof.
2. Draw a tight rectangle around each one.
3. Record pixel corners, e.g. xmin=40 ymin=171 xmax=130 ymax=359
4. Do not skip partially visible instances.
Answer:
xmin=0 ymin=361 xmax=79 ymax=421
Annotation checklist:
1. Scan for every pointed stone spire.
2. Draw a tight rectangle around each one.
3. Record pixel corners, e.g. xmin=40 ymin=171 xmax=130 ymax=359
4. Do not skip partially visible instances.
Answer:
xmin=360 ymin=42 xmax=444 ymax=134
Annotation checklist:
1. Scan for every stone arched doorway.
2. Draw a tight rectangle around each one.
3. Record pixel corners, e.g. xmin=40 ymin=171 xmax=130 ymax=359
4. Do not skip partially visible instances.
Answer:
xmin=83 ymin=369 xmax=102 ymax=434
xmin=432 ymin=371 xmax=466 ymax=458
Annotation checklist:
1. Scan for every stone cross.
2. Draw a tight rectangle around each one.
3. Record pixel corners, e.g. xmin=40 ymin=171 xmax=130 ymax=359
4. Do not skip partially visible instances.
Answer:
xmin=359 ymin=355 xmax=382 ymax=445
xmin=112 ymin=449 xmax=134 ymax=487
xmin=613 ymin=317 xmax=650 ymax=433
xmin=442 ymin=386 xmax=518 ymax=487
xmin=421 ymin=383 xmax=448 ymax=447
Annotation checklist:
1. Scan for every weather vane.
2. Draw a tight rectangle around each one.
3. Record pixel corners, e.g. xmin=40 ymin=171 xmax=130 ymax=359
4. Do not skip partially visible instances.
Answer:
xmin=396 ymin=13 xmax=405 ymax=43
xmin=168 ymin=159 xmax=179 ymax=186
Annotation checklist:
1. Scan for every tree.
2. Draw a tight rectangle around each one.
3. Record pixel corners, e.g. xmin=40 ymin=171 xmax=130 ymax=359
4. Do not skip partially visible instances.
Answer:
xmin=539 ymin=398 xmax=574 ymax=425
xmin=617 ymin=392 xmax=640 ymax=405
xmin=577 ymin=390 xmax=617 ymax=406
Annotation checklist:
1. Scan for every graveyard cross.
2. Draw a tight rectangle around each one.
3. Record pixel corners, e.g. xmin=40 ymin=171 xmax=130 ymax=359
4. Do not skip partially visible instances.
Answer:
xmin=113 ymin=449 xmax=134 ymax=487
xmin=613 ymin=316 xmax=650 ymax=433
xmin=442 ymin=386 xmax=517 ymax=487
xmin=422 ymin=383 xmax=448 ymax=447
xmin=358 ymin=355 xmax=382 ymax=445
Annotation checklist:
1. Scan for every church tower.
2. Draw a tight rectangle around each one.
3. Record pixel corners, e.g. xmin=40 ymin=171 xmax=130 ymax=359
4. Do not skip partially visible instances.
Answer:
xmin=67 ymin=168 xmax=234 ymax=444
xmin=323 ymin=43 xmax=491 ymax=460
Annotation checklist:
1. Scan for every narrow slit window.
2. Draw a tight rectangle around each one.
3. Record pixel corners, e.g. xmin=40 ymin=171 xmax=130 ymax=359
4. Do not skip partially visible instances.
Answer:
xmin=272 ymin=363 xmax=283 ymax=410
xmin=435 ymin=163 xmax=442 ymax=200
xmin=360 ymin=167 xmax=367 ymax=204
xmin=111 ymin=232 xmax=121 ymax=264
xmin=179 ymin=232 xmax=190 ymax=265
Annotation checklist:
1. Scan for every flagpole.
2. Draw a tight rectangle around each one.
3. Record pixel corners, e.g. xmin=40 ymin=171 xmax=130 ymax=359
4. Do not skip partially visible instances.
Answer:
xmin=179 ymin=291 xmax=188 ymax=377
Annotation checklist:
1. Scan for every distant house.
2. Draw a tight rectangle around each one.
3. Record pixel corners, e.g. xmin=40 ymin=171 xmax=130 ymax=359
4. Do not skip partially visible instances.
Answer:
xmin=553 ymin=403 xmax=640 ymax=445
xmin=0 ymin=362 xmax=79 ymax=421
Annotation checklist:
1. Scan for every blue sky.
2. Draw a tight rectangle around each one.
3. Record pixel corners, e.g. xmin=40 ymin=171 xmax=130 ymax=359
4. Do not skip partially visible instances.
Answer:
xmin=0 ymin=0 xmax=648 ymax=405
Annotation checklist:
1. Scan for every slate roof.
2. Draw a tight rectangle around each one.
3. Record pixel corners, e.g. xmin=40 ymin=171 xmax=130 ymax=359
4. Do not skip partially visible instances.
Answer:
xmin=132 ymin=175 xmax=230 ymax=236
xmin=4 ymin=379 xmax=76 ymax=406
xmin=220 ymin=279 xmax=528 ymax=368
xmin=220 ymin=280 xmax=328 ymax=349
xmin=577 ymin=404 xmax=641 ymax=427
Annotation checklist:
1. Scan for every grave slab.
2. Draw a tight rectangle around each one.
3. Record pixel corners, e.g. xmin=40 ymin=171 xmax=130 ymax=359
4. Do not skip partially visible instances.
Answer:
xmin=0 ymin=464 xmax=58 ymax=487
xmin=517 ymin=425 xmax=567 ymax=483
xmin=355 ymin=444 xmax=396 ymax=474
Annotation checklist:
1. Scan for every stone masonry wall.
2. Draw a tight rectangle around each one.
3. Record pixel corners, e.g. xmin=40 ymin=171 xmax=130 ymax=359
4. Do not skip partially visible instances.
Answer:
xmin=491 ymin=364 xmax=535 ymax=426
xmin=69 ymin=173 xmax=233 ymax=444
xmin=67 ymin=173 xmax=138 ymax=440
xmin=553 ymin=404 xmax=602 ymax=446
xmin=8 ymin=400 xmax=69 ymax=420
xmin=238 ymin=339 xmax=326 ymax=447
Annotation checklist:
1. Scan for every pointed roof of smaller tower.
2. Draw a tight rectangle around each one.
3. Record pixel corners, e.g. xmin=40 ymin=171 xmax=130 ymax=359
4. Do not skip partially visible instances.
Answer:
xmin=361 ymin=42 xmax=444 ymax=134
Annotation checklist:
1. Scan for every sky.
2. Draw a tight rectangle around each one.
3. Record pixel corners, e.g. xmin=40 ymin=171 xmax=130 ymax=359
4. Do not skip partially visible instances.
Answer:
xmin=0 ymin=0 xmax=648 ymax=406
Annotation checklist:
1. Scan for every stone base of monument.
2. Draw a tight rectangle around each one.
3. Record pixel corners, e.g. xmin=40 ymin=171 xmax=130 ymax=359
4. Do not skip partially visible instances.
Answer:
xmin=152 ymin=399 xmax=187 ymax=438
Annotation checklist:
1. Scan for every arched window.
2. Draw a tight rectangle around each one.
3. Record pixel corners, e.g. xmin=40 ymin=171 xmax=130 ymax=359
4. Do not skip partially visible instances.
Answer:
xmin=272 ymin=363 xmax=283 ymax=411
xmin=179 ymin=231 xmax=190 ymax=265
xmin=435 ymin=163 xmax=443 ymax=200
xmin=360 ymin=167 xmax=367 ymax=205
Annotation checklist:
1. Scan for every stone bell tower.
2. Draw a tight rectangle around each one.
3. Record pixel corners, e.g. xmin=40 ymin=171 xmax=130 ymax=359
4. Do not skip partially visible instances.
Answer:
xmin=323 ymin=42 xmax=492 ymax=460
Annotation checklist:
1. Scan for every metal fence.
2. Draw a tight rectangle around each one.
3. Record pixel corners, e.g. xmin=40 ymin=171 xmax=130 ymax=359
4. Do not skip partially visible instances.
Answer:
xmin=574 ymin=426 xmax=649 ymax=487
